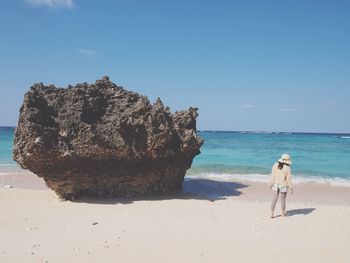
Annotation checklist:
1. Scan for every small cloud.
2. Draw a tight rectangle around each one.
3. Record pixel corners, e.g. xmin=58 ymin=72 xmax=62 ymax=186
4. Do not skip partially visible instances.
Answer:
xmin=242 ymin=104 xmax=256 ymax=109
xmin=78 ymin=48 xmax=96 ymax=56
xmin=280 ymin=108 xmax=299 ymax=112
xmin=25 ymin=0 xmax=74 ymax=9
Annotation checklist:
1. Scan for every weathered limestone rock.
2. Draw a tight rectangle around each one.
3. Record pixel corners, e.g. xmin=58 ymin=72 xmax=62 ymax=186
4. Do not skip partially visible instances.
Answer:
xmin=13 ymin=76 xmax=203 ymax=200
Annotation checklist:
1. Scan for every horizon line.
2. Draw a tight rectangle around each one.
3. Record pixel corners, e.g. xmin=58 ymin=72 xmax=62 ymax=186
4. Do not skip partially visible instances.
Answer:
xmin=1 ymin=126 xmax=349 ymax=135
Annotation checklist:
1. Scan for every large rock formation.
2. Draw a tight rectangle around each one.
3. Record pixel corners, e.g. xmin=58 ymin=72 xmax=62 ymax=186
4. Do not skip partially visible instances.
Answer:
xmin=13 ymin=76 xmax=203 ymax=200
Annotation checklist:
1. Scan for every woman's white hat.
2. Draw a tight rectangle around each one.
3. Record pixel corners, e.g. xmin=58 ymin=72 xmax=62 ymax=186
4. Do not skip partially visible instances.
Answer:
xmin=278 ymin=153 xmax=292 ymax=165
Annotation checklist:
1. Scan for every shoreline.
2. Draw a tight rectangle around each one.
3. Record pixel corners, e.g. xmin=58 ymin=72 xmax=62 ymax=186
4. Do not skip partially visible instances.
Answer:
xmin=1 ymin=170 xmax=350 ymax=205
xmin=3 ymin=164 xmax=350 ymax=187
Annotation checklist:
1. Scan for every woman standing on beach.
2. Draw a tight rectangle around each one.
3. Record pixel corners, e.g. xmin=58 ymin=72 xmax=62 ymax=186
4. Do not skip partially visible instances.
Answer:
xmin=269 ymin=154 xmax=293 ymax=218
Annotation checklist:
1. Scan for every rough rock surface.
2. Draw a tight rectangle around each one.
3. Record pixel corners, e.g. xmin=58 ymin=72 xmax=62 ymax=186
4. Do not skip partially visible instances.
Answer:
xmin=13 ymin=76 xmax=203 ymax=200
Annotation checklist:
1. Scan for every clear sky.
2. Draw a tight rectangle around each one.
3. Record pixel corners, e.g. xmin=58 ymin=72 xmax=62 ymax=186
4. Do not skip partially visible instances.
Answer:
xmin=0 ymin=0 xmax=349 ymax=133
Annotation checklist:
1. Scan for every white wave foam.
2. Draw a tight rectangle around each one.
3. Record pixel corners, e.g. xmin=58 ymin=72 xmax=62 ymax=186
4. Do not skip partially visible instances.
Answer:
xmin=0 ymin=163 xmax=18 ymax=167
xmin=0 ymin=165 xmax=29 ymax=176
xmin=341 ymin=136 xmax=350 ymax=139
xmin=185 ymin=173 xmax=350 ymax=187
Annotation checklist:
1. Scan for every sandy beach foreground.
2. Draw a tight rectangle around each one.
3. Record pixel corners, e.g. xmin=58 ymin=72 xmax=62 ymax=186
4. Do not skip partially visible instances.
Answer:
xmin=1 ymin=173 xmax=350 ymax=263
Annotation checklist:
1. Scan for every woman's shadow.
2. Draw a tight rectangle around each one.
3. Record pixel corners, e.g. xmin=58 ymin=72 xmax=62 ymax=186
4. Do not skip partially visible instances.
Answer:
xmin=286 ymin=208 xmax=316 ymax=217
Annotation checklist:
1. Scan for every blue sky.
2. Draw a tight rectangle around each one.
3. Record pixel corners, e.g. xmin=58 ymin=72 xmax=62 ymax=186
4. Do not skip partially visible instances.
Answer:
xmin=0 ymin=0 xmax=349 ymax=133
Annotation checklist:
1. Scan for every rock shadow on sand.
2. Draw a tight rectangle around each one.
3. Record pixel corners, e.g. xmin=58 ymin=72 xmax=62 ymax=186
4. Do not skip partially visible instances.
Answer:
xmin=286 ymin=208 xmax=316 ymax=217
xmin=72 ymin=178 xmax=248 ymax=204
xmin=183 ymin=177 xmax=248 ymax=200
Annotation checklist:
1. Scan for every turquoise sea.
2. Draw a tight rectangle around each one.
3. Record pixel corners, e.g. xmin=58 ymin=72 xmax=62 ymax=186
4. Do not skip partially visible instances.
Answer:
xmin=1 ymin=127 xmax=350 ymax=186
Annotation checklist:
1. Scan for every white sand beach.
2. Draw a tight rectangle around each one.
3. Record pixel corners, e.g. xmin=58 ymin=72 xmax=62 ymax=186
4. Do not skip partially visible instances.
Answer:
xmin=1 ymin=173 xmax=350 ymax=263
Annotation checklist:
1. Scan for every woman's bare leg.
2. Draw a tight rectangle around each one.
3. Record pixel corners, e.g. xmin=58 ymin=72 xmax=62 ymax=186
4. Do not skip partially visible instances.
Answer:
xmin=270 ymin=190 xmax=279 ymax=218
xmin=281 ymin=192 xmax=287 ymax=216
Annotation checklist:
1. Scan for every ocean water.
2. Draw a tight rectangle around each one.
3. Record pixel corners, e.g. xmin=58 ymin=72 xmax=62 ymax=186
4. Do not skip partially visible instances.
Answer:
xmin=0 ymin=127 xmax=17 ymax=166
xmin=1 ymin=127 xmax=350 ymax=186
xmin=189 ymin=131 xmax=350 ymax=186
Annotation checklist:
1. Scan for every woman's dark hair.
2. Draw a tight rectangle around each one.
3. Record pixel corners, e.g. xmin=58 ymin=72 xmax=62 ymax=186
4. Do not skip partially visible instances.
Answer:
xmin=278 ymin=162 xmax=284 ymax=169
xmin=278 ymin=162 xmax=290 ymax=169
